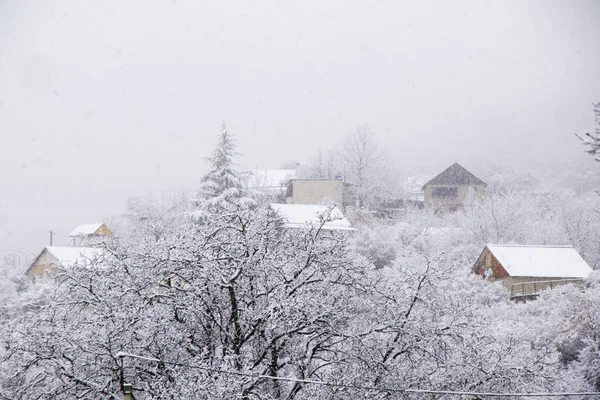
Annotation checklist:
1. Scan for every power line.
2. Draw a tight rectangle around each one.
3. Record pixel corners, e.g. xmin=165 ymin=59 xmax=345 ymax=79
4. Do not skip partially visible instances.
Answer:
xmin=116 ymin=352 xmax=599 ymax=398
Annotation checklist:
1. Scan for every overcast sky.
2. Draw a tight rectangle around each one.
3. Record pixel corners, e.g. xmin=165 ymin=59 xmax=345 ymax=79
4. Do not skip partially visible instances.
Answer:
xmin=1 ymin=0 xmax=599 ymax=262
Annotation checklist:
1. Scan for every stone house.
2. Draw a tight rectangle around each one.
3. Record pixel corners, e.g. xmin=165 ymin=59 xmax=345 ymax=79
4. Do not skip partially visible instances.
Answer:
xmin=422 ymin=163 xmax=486 ymax=212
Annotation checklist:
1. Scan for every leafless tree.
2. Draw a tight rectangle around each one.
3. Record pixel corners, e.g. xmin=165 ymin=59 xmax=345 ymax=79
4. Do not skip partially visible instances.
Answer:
xmin=339 ymin=124 xmax=381 ymax=209
xmin=576 ymin=102 xmax=600 ymax=162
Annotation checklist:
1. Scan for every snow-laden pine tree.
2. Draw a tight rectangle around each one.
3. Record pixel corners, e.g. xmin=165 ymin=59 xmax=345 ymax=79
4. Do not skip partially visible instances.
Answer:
xmin=197 ymin=121 xmax=252 ymax=211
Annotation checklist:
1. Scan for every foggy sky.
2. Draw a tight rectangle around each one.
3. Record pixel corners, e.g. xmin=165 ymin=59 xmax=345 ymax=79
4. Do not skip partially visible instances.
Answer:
xmin=1 ymin=0 xmax=599 ymax=263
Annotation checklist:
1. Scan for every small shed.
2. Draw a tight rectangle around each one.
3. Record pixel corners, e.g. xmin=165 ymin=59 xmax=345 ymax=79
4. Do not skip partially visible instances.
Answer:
xmin=473 ymin=244 xmax=593 ymax=299
xmin=270 ymin=204 xmax=355 ymax=231
xmin=70 ymin=222 xmax=112 ymax=246
xmin=422 ymin=163 xmax=486 ymax=212
xmin=25 ymin=246 xmax=104 ymax=277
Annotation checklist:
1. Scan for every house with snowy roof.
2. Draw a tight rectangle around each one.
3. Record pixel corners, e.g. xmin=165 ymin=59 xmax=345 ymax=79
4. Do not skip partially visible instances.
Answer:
xmin=270 ymin=204 xmax=356 ymax=231
xmin=422 ymin=163 xmax=486 ymax=212
xmin=473 ymin=244 xmax=593 ymax=300
xmin=70 ymin=222 xmax=112 ymax=246
xmin=25 ymin=246 xmax=104 ymax=277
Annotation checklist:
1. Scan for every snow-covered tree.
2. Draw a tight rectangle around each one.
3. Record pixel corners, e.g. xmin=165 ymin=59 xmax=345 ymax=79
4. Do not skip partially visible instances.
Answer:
xmin=576 ymin=102 xmax=600 ymax=162
xmin=1 ymin=205 xmax=371 ymax=399
xmin=4 ymin=155 xmax=600 ymax=399
xmin=198 ymin=121 xmax=251 ymax=210
xmin=305 ymin=148 xmax=343 ymax=180
xmin=304 ymin=124 xmax=404 ymax=210
xmin=339 ymin=124 xmax=382 ymax=208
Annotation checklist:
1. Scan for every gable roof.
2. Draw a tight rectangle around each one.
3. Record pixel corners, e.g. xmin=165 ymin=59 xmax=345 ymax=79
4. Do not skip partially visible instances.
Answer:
xmin=25 ymin=246 xmax=104 ymax=275
xmin=70 ymin=223 xmax=107 ymax=237
xmin=422 ymin=163 xmax=486 ymax=189
xmin=486 ymin=244 xmax=593 ymax=278
xmin=270 ymin=204 xmax=355 ymax=231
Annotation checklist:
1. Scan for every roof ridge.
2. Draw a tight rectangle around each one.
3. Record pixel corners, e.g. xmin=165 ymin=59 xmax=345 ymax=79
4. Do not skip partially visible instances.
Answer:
xmin=487 ymin=244 xmax=574 ymax=248
xmin=422 ymin=162 xmax=486 ymax=189
xmin=69 ymin=222 xmax=106 ymax=237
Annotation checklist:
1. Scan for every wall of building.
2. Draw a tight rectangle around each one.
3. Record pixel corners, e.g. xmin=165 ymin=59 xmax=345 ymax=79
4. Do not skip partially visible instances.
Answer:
xmin=96 ymin=224 xmax=112 ymax=236
xmin=25 ymin=250 xmax=58 ymax=277
xmin=292 ymin=179 xmax=344 ymax=206
xmin=473 ymin=249 xmax=510 ymax=280
xmin=424 ymin=184 xmax=485 ymax=212
xmin=502 ymin=276 xmax=584 ymax=298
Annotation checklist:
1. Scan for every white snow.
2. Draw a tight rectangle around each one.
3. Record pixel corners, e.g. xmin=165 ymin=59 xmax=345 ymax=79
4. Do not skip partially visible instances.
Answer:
xmin=45 ymin=246 xmax=104 ymax=266
xmin=270 ymin=204 xmax=355 ymax=231
xmin=487 ymin=244 xmax=593 ymax=278
xmin=69 ymin=223 xmax=105 ymax=237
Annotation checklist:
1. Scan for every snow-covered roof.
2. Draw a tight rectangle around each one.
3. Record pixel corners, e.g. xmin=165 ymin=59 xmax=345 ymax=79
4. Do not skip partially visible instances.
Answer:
xmin=270 ymin=204 xmax=355 ymax=231
xmin=24 ymin=246 xmax=107 ymax=276
xmin=46 ymin=246 xmax=104 ymax=266
xmin=70 ymin=223 xmax=105 ymax=237
xmin=246 ymin=169 xmax=296 ymax=190
xmin=487 ymin=244 xmax=593 ymax=278
xmin=25 ymin=246 xmax=103 ymax=270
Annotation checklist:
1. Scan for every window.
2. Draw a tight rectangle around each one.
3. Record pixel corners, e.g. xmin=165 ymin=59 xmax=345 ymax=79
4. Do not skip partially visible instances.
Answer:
xmin=432 ymin=186 xmax=458 ymax=198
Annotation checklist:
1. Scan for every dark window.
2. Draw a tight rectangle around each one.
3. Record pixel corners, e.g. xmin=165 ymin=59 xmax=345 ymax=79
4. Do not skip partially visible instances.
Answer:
xmin=432 ymin=186 xmax=457 ymax=197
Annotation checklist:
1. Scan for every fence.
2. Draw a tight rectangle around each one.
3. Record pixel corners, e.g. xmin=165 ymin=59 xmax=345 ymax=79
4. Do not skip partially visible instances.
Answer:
xmin=509 ymin=278 xmax=583 ymax=300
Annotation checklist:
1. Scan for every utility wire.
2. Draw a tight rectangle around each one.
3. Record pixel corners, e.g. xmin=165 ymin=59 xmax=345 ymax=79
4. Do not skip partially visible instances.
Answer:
xmin=116 ymin=352 xmax=599 ymax=398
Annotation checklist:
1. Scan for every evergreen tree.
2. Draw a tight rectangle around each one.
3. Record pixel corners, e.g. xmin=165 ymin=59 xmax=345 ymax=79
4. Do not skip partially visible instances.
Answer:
xmin=198 ymin=121 xmax=249 ymax=210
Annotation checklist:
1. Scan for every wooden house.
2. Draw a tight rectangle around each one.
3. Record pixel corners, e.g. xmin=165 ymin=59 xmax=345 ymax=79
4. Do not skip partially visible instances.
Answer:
xmin=70 ymin=222 xmax=112 ymax=246
xmin=24 ymin=246 xmax=103 ymax=277
xmin=473 ymin=244 xmax=593 ymax=300
xmin=422 ymin=163 xmax=486 ymax=212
